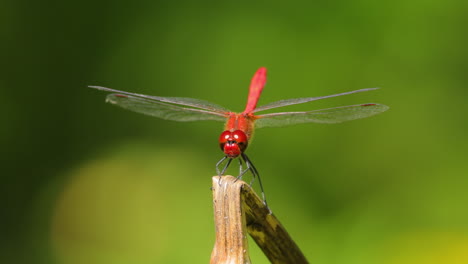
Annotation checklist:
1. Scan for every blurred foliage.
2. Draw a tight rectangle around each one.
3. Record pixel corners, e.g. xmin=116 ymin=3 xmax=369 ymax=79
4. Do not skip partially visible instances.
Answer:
xmin=2 ymin=0 xmax=468 ymax=263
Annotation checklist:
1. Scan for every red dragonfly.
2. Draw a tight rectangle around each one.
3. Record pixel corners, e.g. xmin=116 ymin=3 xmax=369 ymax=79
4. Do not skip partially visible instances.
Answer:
xmin=89 ymin=67 xmax=388 ymax=207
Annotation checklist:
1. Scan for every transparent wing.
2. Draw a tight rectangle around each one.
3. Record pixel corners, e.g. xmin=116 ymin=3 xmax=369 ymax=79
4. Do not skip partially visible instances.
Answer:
xmin=89 ymin=85 xmax=231 ymax=122
xmin=255 ymin=103 xmax=389 ymax=128
xmin=253 ymin=88 xmax=379 ymax=113
xmin=102 ymin=94 xmax=228 ymax=122
xmin=89 ymin=86 xmax=230 ymax=113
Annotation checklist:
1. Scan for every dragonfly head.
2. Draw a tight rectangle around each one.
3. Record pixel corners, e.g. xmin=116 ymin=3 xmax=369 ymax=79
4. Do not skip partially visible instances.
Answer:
xmin=219 ymin=130 xmax=248 ymax=158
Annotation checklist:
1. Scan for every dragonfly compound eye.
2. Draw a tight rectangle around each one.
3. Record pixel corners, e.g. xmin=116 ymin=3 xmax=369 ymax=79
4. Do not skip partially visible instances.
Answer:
xmin=219 ymin=130 xmax=231 ymax=151
xmin=232 ymin=130 xmax=248 ymax=152
xmin=218 ymin=130 xmax=249 ymax=157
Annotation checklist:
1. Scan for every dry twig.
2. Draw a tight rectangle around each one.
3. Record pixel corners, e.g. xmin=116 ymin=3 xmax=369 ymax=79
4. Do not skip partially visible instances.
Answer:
xmin=211 ymin=176 xmax=308 ymax=264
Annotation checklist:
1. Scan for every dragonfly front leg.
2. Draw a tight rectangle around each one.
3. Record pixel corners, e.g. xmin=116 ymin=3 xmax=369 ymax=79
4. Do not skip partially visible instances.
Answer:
xmin=215 ymin=156 xmax=232 ymax=186
xmin=216 ymin=156 xmax=233 ymax=176
xmin=216 ymin=156 xmax=227 ymax=176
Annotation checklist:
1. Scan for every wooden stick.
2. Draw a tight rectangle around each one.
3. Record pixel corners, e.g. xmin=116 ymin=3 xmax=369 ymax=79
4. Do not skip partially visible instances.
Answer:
xmin=211 ymin=176 xmax=308 ymax=264
xmin=211 ymin=175 xmax=251 ymax=264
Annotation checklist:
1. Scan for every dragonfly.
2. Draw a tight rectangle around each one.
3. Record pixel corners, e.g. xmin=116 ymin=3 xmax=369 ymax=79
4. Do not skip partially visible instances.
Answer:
xmin=89 ymin=67 xmax=389 ymax=209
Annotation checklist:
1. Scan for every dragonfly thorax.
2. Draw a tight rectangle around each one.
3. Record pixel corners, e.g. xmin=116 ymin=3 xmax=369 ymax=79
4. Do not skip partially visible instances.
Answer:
xmin=219 ymin=130 xmax=248 ymax=158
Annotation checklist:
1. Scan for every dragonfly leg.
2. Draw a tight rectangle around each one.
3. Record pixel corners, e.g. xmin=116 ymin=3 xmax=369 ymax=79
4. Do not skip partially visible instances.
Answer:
xmin=241 ymin=153 xmax=271 ymax=213
xmin=221 ymin=158 xmax=232 ymax=176
xmin=235 ymin=158 xmax=250 ymax=182
xmin=216 ymin=156 xmax=228 ymax=176
xmin=216 ymin=156 xmax=232 ymax=186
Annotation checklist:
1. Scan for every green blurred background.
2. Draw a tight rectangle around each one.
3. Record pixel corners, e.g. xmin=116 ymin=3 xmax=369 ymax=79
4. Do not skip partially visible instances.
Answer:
xmin=2 ymin=0 xmax=468 ymax=263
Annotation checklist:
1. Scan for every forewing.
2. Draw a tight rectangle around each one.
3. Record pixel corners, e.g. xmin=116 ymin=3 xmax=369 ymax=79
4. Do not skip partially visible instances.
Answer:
xmin=89 ymin=86 xmax=229 ymax=113
xmin=253 ymin=88 xmax=379 ymax=113
xmin=105 ymin=94 xmax=228 ymax=122
xmin=255 ymin=103 xmax=389 ymax=128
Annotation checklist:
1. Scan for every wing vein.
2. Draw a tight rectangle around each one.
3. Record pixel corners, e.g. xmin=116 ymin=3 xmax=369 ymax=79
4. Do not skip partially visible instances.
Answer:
xmin=253 ymin=88 xmax=379 ymax=113
xmin=89 ymin=86 xmax=230 ymax=113
xmin=255 ymin=103 xmax=389 ymax=128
